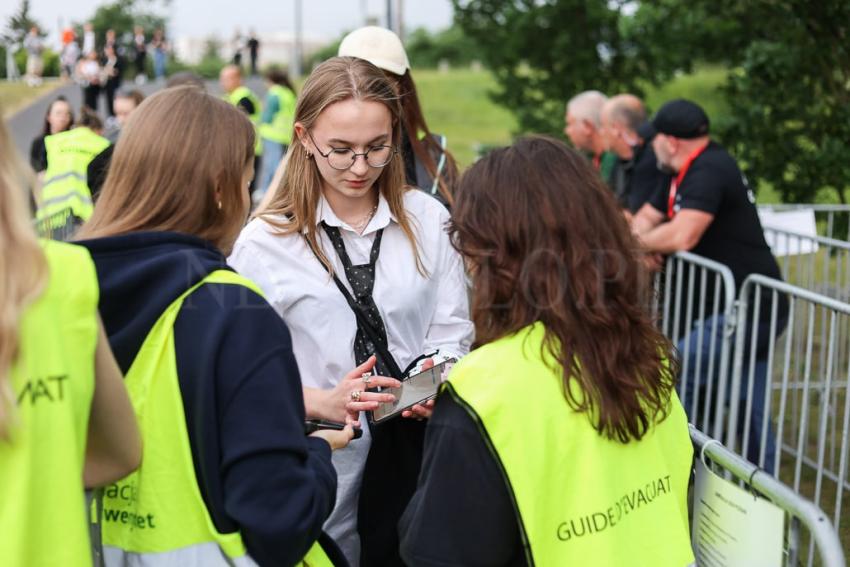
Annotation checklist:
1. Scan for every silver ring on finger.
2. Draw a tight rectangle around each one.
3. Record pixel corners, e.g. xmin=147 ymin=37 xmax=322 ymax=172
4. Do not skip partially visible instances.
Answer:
xmin=350 ymin=390 xmax=362 ymax=402
xmin=361 ymin=372 xmax=372 ymax=386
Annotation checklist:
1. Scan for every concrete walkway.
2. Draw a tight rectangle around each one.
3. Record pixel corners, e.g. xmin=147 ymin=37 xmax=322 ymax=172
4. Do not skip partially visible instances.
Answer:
xmin=7 ymin=76 xmax=267 ymax=159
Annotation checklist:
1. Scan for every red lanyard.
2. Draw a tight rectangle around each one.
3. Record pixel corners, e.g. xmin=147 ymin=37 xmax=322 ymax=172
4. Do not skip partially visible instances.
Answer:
xmin=667 ymin=143 xmax=709 ymax=219
xmin=592 ymin=153 xmax=601 ymax=170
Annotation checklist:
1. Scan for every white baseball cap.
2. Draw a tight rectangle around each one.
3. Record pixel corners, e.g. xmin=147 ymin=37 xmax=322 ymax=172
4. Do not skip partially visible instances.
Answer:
xmin=338 ymin=26 xmax=410 ymax=76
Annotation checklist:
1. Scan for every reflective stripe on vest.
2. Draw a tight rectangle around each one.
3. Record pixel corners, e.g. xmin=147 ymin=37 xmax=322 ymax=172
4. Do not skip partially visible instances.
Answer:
xmin=226 ymin=86 xmax=263 ymax=155
xmin=101 ymin=270 xmax=334 ymax=567
xmin=38 ymin=128 xmax=110 ymax=222
xmin=259 ymin=84 xmax=296 ymax=145
xmin=0 ymin=241 xmax=99 ymax=567
xmin=445 ymin=323 xmax=695 ymax=566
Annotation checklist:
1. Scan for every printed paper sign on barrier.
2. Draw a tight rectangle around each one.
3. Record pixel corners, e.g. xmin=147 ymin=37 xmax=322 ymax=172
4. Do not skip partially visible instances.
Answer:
xmin=692 ymin=457 xmax=785 ymax=567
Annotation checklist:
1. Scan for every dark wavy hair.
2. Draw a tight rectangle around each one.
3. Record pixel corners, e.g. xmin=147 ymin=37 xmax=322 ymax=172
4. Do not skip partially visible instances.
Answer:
xmin=449 ymin=135 xmax=677 ymax=442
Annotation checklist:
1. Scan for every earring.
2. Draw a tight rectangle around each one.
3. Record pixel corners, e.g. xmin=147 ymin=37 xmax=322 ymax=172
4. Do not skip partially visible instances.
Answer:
xmin=305 ymin=150 xmax=312 ymax=159
xmin=217 ymin=201 xmax=223 ymax=210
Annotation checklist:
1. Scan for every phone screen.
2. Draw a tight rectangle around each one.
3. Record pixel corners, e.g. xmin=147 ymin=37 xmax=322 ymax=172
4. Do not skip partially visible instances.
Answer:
xmin=371 ymin=359 xmax=455 ymax=423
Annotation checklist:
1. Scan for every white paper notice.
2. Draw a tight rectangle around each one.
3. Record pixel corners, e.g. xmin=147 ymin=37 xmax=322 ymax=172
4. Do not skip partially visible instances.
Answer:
xmin=692 ymin=457 xmax=785 ymax=567
xmin=759 ymin=209 xmax=819 ymax=256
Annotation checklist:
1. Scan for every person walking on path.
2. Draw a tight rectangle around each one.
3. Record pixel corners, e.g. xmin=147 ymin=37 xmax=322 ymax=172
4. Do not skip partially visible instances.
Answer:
xmin=35 ymin=108 xmax=109 ymax=225
xmin=30 ymin=96 xmax=74 ymax=173
xmin=132 ymin=26 xmax=147 ymax=84
xmin=257 ymin=67 xmax=296 ymax=197
xmin=23 ymin=26 xmax=44 ymax=87
xmin=151 ymin=29 xmax=168 ymax=81
xmin=101 ymin=45 xmax=123 ymax=117
xmin=77 ymin=51 xmax=103 ymax=112
xmin=60 ymin=28 xmax=80 ymax=80
xmin=220 ymin=64 xmax=263 ymax=198
xmin=247 ymin=31 xmax=260 ymax=76
xmin=82 ymin=23 xmax=96 ymax=57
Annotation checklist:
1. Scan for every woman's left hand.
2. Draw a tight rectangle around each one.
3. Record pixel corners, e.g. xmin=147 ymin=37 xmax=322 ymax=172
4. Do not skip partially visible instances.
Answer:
xmin=402 ymin=399 xmax=435 ymax=420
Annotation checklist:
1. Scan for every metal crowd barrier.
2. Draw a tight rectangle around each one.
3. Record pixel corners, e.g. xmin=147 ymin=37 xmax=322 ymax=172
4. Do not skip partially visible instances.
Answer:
xmin=760 ymin=204 xmax=850 ymax=242
xmin=691 ymin=426 xmax=846 ymax=567
xmin=659 ymin=252 xmax=737 ymax=441
xmin=763 ymin=226 xmax=850 ymax=301
xmin=728 ymin=274 xmax=850 ymax=561
xmin=33 ymin=206 xmax=82 ymax=242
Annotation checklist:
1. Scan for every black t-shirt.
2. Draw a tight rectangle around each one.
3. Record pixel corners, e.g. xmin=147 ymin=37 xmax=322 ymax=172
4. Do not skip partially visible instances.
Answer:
xmin=627 ymin=142 xmax=670 ymax=214
xmin=30 ymin=135 xmax=48 ymax=172
xmin=649 ymin=141 xmax=786 ymax=324
xmin=399 ymin=394 xmax=528 ymax=567
xmin=87 ymin=144 xmax=114 ymax=202
xmin=236 ymin=96 xmax=256 ymax=116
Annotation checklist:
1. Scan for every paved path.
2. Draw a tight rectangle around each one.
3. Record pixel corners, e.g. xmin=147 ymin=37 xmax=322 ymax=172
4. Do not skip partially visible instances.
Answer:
xmin=8 ymin=77 xmax=267 ymax=158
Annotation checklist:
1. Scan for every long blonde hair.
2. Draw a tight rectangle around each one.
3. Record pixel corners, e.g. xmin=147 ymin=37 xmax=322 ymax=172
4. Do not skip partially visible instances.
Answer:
xmin=259 ymin=56 xmax=423 ymax=272
xmin=78 ymin=87 xmax=254 ymax=254
xmin=0 ymin=110 xmax=47 ymax=439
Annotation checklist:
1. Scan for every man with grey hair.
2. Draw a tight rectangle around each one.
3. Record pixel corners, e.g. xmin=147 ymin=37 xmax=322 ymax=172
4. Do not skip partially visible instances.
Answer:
xmin=564 ymin=90 xmax=617 ymax=182
xmin=601 ymin=94 xmax=671 ymax=214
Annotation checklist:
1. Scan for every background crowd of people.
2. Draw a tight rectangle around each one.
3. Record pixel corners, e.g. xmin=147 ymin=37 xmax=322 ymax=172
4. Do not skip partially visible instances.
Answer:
xmin=1 ymin=19 xmax=795 ymax=567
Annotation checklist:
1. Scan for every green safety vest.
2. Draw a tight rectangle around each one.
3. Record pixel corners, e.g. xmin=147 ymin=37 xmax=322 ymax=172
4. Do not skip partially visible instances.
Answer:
xmin=445 ymin=323 xmax=695 ymax=566
xmin=100 ymin=270 xmax=333 ymax=567
xmin=38 ymin=128 xmax=110 ymax=222
xmin=226 ymin=85 xmax=264 ymax=156
xmin=259 ymin=84 xmax=296 ymax=145
xmin=0 ymin=241 xmax=99 ymax=567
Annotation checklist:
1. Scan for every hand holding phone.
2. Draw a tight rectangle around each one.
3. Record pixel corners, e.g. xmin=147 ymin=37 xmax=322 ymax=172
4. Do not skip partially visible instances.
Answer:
xmin=370 ymin=358 xmax=456 ymax=424
xmin=305 ymin=420 xmax=362 ymax=450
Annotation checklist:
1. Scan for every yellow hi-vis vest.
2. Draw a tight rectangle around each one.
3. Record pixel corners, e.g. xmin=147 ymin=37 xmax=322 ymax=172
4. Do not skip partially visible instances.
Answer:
xmin=38 ymin=127 xmax=110 ymax=222
xmin=445 ymin=323 xmax=695 ymax=567
xmin=259 ymin=84 xmax=296 ymax=145
xmin=0 ymin=241 xmax=99 ymax=567
xmin=100 ymin=270 xmax=333 ymax=567
xmin=226 ymin=85 xmax=263 ymax=156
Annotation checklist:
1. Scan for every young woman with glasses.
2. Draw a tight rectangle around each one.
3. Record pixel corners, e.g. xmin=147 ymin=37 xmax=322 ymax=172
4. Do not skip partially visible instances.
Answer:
xmin=230 ymin=56 xmax=473 ymax=566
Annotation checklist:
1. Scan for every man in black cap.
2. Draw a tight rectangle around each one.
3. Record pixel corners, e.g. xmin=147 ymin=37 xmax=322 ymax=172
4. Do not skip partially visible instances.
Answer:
xmin=632 ymin=98 xmax=787 ymax=472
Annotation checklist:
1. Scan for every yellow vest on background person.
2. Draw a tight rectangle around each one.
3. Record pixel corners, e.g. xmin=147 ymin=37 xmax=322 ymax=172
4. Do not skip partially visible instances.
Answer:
xmin=226 ymin=85 xmax=263 ymax=156
xmin=0 ymin=241 xmax=99 ymax=567
xmin=445 ymin=323 xmax=695 ymax=567
xmin=100 ymin=270 xmax=333 ymax=567
xmin=38 ymin=127 xmax=110 ymax=223
xmin=259 ymin=84 xmax=296 ymax=145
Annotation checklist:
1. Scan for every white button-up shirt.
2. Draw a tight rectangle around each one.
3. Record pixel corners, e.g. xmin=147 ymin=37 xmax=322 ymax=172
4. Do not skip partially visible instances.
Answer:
xmin=229 ymin=189 xmax=473 ymax=564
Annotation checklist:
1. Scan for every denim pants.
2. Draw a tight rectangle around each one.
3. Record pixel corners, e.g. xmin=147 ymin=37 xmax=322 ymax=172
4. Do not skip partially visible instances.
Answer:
xmin=678 ymin=314 xmax=784 ymax=474
xmin=154 ymin=50 xmax=166 ymax=79
xmin=259 ymin=139 xmax=287 ymax=198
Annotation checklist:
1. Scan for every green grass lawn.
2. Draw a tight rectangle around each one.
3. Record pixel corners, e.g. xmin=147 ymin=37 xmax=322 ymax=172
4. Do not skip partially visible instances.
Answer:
xmin=0 ymin=80 xmax=60 ymax=118
xmin=415 ymin=68 xmax=518 ymax=168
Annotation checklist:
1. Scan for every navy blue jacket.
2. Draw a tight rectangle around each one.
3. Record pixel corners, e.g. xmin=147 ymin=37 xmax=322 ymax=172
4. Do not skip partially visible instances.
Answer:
xmin=78 ymin=231 xmax=341 ymax=567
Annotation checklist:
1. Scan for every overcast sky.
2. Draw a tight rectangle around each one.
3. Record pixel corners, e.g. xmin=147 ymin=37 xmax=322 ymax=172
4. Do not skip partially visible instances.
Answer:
xmin=3 ymin=0 xmax=455 ymax=43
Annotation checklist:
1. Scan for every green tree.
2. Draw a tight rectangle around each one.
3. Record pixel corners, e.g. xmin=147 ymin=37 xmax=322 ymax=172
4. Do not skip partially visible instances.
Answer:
xmin=83 ymin=0 xmax=169 ymax=45
xmin=455 ymin=0 xmax=850 ymax=203
xmin=635 ymin=0 xmax=850 ymax=204
xmin=405 ymin=25 xmax=485 ymax=68
xmin=452 ymin=0 xmax=675 ymax=135
xmin=3 ymin=0 xmax=42 ymax=45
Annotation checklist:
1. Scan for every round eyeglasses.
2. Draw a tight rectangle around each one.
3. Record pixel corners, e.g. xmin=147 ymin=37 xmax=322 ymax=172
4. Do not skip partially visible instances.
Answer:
xmin=308 ymin=131 xmax=397 ymax=171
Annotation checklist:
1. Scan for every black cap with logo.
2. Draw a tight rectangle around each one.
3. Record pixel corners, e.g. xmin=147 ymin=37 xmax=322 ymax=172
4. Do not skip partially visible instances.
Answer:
xmin=638 ymin=99 xmax=710 ymax=140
